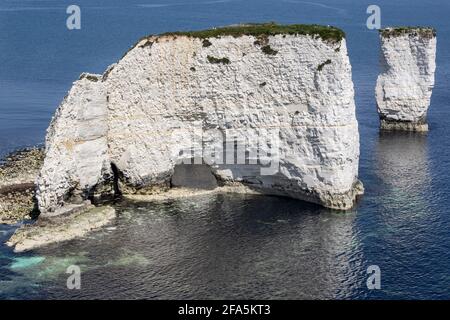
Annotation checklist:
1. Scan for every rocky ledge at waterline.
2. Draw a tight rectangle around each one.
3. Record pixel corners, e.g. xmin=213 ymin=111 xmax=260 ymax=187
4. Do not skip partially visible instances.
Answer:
xmin=0 ymin=149 xmax=116 ymax=252
xmin=37 ymin=23 xmax=363 ymax=217
xmin=376 ymin=27 xmax=437 ymax=132
xmin=0 ymin=148 xmax=44 ymax=224
xmin=6 ymin=205 xmax=116 ymax=253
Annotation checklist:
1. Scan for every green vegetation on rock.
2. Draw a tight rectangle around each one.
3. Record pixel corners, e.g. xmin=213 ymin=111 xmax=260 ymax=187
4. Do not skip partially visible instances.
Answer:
xmin=160 ymin=22 xmax=345 ymax=42
xmin=79 ymin=73 xmax=100 ymax=82
xmin=207 ymin=55 xmax=231 ymax=65
xmin=261 ymin=45 xmax=278 ymax=55
xmin=124 ymin=23 xmax=344 ymax=61
xmin=317 ymin=59 xmax=332 ymax=71
xmin=202 ymin=39 xmax=212 ymax=47
xmin=380 ymin=27 xmax=436 ymax=38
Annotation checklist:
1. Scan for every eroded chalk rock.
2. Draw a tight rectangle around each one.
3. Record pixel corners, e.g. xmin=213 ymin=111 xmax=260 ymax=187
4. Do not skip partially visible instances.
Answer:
xmin=376 ymin=27 xmax=437 ymax=132
xmin=36 ymin=23 xmax=363 ymax=213
xmin=36 ymin=73 xmax=113 ymax=216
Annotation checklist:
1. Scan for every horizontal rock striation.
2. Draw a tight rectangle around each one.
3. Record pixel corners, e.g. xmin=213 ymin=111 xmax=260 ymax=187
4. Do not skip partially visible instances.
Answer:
xmin=36 ymin=23 xmax=363 ymax=214
xmin=376 ymin=27 xmax=437 ymax=132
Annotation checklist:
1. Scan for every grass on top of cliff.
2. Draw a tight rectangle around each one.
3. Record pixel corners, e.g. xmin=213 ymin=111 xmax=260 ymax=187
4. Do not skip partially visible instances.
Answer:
xmin=160 ymin=23 xmax=345 ymax=43
xmin=380 ymin=27 xmax=436 ymax=38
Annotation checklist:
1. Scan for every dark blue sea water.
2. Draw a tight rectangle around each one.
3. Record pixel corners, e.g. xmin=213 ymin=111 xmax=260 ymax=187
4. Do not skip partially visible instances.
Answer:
xmin=1 ymin=0 xmax=450 ymax=299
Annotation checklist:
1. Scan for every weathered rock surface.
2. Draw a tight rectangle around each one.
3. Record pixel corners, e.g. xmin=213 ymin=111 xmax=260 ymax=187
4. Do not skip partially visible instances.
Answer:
xmin=0 ymin=148 xmax=44 ymax=224
xmin=6 ymin=205 xmax=116 ymax=252
xmin=376 ymin=27 xmax=437 ymax=132
xmin=36 ymin=23 xmax=363 ymax=213
xmin=36 ymin=73 xmax=113 ymax=217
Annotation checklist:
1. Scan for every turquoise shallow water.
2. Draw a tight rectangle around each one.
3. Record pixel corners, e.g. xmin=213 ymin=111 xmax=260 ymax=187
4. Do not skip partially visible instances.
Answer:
xmin=1 ymin=0 xmax=450 ymax=299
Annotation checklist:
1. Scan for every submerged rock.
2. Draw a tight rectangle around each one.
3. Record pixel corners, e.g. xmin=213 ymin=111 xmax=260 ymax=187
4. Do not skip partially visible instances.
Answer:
xmin=10 ymin=256 xmax=46 ymax=269
xmin=6 ymin=205 xmax=116 ymax=253
xmin=376 ymin=27 xmax=437 ymax=132
xmin=36 ymin=23 xmax=362 ymax=213
xmin=0 ymin=148 xmax=44 ymax=224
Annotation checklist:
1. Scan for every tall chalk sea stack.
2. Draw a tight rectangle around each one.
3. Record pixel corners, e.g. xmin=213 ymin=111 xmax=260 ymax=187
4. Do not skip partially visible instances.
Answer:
xmin=376 ymin=27 xmax=437 ymax=132
xmin=36 ymin=23 xmax=363 ymax=215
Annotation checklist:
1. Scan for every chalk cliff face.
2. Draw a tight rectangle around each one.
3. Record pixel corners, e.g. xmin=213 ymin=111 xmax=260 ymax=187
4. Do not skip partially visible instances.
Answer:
xmin=375 ymin=27 xmax=437 ymax=131
xmin=36 ymin=74 xmax=112 ymax=216
xmin=36 ymin=24 xmax=363 ymax=214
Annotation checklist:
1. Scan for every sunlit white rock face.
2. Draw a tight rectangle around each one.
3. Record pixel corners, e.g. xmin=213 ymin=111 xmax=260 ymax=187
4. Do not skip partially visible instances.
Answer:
xmin=375 ymin=27 xmax=437 ymax=132
xmin=36 ymin=74 xmax=112 ymax=216
xmin=37 ymin=25 xmax=363 ymax=214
